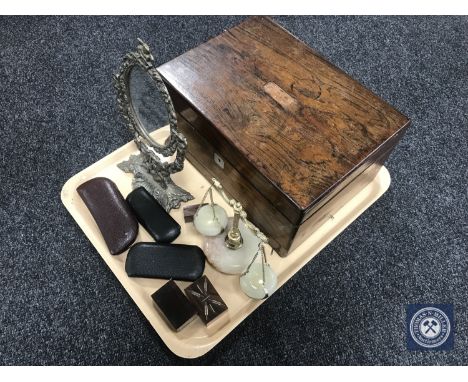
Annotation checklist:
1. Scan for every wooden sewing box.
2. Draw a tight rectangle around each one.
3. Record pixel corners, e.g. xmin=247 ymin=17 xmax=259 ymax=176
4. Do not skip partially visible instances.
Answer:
xmin=158 ymin=16 xmax=410 ymax=256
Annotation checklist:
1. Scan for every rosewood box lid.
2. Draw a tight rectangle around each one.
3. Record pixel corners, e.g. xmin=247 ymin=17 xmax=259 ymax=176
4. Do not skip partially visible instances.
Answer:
xmin=158 ymin=16 xmax=410 ymax=224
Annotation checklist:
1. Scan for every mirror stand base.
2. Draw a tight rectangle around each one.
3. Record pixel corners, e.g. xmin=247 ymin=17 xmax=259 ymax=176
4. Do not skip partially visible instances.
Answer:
xmin=118 ymin=153 xmax=194 ymax=212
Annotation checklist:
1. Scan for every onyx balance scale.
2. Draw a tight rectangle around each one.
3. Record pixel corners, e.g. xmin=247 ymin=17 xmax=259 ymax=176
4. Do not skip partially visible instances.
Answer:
xmin=114 ymin=39 xmax=193 ymax=211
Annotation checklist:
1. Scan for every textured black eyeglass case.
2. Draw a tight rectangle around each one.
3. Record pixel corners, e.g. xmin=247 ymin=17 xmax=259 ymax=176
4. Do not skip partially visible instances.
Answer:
xmin=126 ymin=187 xmax=181 ymax=243
xmin=125 ymin=242 xmax=205 ymax=281
xmin=151 ymin=280 xmax=197 ymax=332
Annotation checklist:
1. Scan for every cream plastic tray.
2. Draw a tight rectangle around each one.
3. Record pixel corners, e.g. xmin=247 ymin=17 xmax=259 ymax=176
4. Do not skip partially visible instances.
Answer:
xmin=61 ymin=127 xmax=391 ymax=359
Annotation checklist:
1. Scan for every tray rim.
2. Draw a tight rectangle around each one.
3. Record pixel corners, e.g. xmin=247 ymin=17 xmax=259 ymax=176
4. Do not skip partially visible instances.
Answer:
xmin=61 ymin=131 xmax=391 ymax=359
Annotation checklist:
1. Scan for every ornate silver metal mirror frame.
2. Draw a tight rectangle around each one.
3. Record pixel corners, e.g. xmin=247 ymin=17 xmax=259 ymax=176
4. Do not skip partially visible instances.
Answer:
xmin=114 ymin=39 xmax=193 ymax=211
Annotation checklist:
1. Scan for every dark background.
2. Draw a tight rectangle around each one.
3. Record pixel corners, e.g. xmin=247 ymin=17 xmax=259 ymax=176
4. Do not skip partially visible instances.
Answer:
xmin=0 ymin=16 xmax=467 ymax=365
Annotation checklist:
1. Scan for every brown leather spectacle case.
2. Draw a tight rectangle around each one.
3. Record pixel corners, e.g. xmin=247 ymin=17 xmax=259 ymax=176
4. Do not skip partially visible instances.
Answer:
xmin=77 ymin=177 xmax=138 ymax=255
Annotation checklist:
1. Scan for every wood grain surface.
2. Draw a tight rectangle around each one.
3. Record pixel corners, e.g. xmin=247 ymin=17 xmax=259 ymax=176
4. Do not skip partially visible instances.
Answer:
xmin=158 ymin=16 xmax=410 ymax=254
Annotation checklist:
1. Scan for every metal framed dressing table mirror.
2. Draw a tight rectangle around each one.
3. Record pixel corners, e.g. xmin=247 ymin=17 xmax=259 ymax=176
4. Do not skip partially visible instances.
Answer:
xmin=114 ymin=38 xmax=193 ymax=211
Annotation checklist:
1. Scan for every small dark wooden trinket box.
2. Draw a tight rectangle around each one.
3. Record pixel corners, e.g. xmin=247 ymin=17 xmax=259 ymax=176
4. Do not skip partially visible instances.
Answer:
xmin=151 ymin=280 xmax=197 ymax=332
xmin=185 ymin=276 xmax=228 ymax=327
xmin=158 ymin=16 xmax=410 ymax=256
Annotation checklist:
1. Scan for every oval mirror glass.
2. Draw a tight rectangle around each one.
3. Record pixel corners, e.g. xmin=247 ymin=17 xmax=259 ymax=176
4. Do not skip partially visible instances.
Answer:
xmin=128 ymin=64 xmax=171 ymax=147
